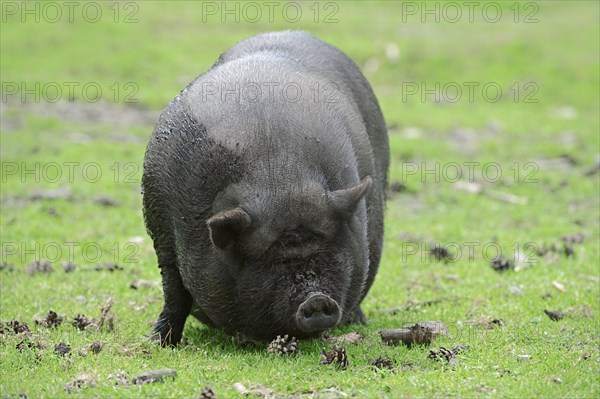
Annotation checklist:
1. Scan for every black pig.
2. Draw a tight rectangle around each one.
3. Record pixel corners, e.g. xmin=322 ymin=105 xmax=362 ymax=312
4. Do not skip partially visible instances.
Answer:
xmin=142 ymin=31 xmax=389 ymax=345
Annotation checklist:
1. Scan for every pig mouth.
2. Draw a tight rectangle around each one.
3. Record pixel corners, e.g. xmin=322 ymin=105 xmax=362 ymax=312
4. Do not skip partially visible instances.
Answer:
xmin=192 ymin=291 xmax=343 ymax=341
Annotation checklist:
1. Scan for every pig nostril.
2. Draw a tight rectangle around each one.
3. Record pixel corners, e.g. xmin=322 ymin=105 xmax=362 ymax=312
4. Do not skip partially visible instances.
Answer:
xmin=297 ymin=293 xmax=341 ymax=333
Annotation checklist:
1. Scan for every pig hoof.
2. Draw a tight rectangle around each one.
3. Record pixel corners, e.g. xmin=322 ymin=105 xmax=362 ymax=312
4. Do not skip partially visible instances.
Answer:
xmin=352 ymin=307 xmax=367 ymax=325
xmin=150 ymin=320 xmax=184 ymax=347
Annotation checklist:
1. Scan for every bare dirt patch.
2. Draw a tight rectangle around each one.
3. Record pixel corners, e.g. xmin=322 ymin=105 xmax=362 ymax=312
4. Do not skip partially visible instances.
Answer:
xmin=1 ymin=99 xmax=158 ymax=134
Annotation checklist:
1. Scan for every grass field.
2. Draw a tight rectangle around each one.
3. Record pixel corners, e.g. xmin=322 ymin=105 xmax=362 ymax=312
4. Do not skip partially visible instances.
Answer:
xmin=1 ymin=1 xmax=599 ymax=398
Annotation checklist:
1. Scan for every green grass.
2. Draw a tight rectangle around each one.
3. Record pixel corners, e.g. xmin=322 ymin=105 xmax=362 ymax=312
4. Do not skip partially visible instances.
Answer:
xmin=1 ymin=1 xmax=598 ymax=398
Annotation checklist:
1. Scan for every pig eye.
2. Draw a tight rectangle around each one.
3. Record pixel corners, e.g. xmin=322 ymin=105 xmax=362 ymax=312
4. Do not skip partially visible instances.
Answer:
xmin=278 ymin=226 xmax=322 ymax=246
xmin=307 ymin=229 xmax=328 ymax=241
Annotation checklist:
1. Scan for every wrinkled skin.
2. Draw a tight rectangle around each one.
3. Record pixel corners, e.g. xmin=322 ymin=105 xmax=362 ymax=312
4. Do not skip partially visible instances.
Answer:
xmin=142 ymin=31 xmax=389 ymax=345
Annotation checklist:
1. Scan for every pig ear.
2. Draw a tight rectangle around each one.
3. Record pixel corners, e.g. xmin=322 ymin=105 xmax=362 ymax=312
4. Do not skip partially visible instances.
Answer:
xmin=327 ymin=176 xmax=372 ymax=217
xmin=207 ymin=208 xmax=251 ymax=250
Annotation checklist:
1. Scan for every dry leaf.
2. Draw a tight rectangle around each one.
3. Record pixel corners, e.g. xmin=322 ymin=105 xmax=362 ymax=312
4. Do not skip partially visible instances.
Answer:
xmin=552 ymin=281 xmax=566 ymax=292
xmin=324 ymin=332 xmax=363 ymax=345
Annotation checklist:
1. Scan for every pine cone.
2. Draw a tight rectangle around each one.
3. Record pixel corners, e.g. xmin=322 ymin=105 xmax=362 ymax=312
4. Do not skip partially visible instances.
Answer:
xmin=429 ymin=246 xmax=453 ymax=263
xmin=544 ymin=309 xmax=565 ymax=321
xmin=7 ymin=320 xmax=30 ymax=334
xmin=451 ymin=344 xmax=469 ymax=354
xmin=16 ymin=339 xmax=33 ymax=352
xmin=200 ymin=387 xmax=216 ymax=399
xmin=54 ymin=342 xmax=71 ymax=356
xmin=63 ymin=262 xmax=77 ymax=273
xmin=428 ymin=346 xmax=454 ymax=362
xmin=16 ymin=338 xmax=45 ymax=352
xmin=490 ymin=256 xmax=514 ymax=272
xmin=27 ymin=260 xmax=53 ymax=275
xmin=370 ymin=356 xmax=394 ymax=370
xmin=320 ymin=345 xmax=349 ymax=369
xmin=72 ymin=314 xmax=92 ymax=330
xmin=428 ymin=346 xmax=468 ymax=365
xmin=268 ymin=335 xmax=298 ymax=355
xmin=89 ymin=341 xmax=104 ymax=354
xmin=36 ymin=310 xmax=63 ymax=328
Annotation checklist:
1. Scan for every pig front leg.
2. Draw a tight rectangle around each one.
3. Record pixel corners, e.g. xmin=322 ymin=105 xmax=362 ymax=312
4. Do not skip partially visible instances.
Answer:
xmin=354 ymin=307 xmax=367 ymax=324
xmin=150 ymin=253 xmax=192 ymax=346
xmin=348 ymin=306 xmax=367 ymax=325
xmin=341 ymin=306 xmax=367 ymax=325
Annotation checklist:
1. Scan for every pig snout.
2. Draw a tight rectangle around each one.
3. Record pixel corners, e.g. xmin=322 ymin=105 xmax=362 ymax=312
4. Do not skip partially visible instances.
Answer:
xmin=296 ymin=293 xmax=341 ymax=333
